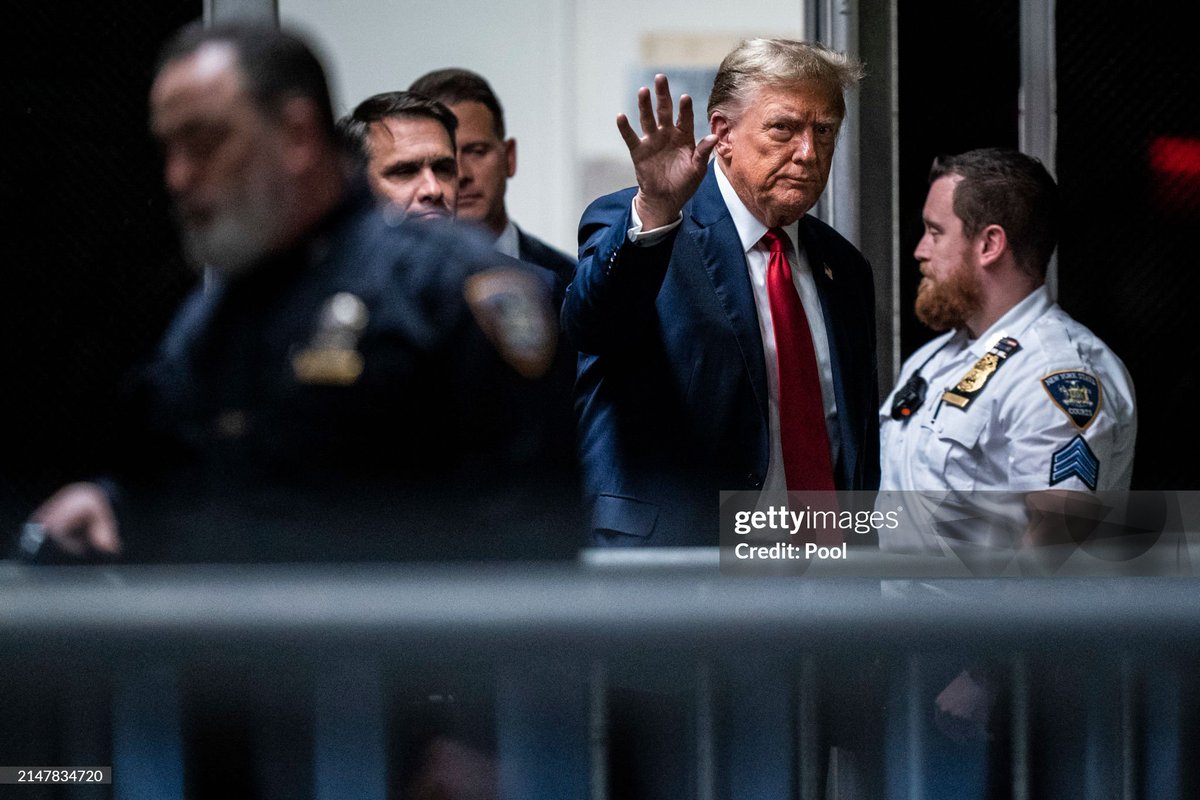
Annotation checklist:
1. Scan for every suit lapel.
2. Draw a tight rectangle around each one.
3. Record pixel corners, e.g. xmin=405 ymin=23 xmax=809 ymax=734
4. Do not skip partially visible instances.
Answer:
xmin=515 ymin=225 xmax=532 ymax=262
xmin=795 ymin=217 xmax=845 ymax=376
xmin=795 ymin=216 xmax=858 ymax=486
xmin=686 ymin=166 xmax=769 ymax=424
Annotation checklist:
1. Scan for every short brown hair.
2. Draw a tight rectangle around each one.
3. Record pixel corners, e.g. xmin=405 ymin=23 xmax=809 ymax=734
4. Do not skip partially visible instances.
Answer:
xmin=930 ymin=148 xmax=1059 ymax=280
xmin=337 ymin=91 xmax=458 ymax=165
xmin=410 ymin=68 xmax=506 ymax=139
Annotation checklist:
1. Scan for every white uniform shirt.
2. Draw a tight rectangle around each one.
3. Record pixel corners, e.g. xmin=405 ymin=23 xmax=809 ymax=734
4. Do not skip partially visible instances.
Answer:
xmin=881 ymin=285 xmax=1136 ymax=491
xmin=877 ymin=286 xmax=1137 ymax=551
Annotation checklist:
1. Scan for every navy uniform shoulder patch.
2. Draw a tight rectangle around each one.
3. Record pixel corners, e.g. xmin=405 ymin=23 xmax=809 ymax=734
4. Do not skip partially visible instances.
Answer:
xmin=1050 ymin=434 xmax=1100 ymax=491
xmin=1041 ymin=370 xmax=1103 ymax=430
xmin=464 ymin=268 xmax=556 ymax=380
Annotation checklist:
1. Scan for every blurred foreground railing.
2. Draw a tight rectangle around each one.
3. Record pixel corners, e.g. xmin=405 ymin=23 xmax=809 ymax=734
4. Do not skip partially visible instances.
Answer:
xmin=2 ymin=552 xmax=1199 ymax=799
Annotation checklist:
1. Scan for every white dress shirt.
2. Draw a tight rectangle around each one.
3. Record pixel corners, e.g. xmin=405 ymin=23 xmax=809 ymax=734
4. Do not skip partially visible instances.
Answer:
xmin=627 ymin=161 xmax=841 ymax=493
xmin=493 ymin=220 xmax=520 ymax=259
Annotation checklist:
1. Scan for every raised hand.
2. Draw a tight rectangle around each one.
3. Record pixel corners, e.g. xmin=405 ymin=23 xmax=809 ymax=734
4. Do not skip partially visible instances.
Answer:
xmin=616 ymin=74 xmax=718 ymax=230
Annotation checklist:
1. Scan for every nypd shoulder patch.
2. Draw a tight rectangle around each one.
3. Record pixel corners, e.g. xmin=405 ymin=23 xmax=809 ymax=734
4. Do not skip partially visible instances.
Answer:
xmin=1049 ymin=434 xmax=1100 ymax=491
xmin=1041 ymin=370 xmax=1103 ymax=429
xmin=464 ymin=268 xmax=556 ymax=380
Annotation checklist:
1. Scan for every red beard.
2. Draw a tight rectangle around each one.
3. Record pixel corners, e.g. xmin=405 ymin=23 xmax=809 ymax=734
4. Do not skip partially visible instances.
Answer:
xmin=914 ymin=263 xmax=982 ymax=332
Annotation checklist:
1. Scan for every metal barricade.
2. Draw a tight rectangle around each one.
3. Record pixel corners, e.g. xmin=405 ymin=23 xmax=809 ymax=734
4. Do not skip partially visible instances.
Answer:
xmin=2 ymin=557 xmax=1199 ymax=799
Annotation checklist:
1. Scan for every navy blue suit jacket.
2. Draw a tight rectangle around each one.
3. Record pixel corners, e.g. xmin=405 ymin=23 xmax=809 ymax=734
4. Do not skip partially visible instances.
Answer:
xmin=562 ymin=165 xmax=880 ymax=546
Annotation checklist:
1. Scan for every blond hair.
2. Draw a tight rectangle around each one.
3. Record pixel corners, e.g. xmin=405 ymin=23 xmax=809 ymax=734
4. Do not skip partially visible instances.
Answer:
xmin=707 ymin=38 xmax=864 ymax=121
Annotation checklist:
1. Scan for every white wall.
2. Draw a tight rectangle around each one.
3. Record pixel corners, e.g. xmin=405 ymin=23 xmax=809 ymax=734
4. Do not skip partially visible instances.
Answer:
xmin=280 ymin=0 xmax=805 ymax=254
xmin=574 ymin=0 xmax=804 ymax=202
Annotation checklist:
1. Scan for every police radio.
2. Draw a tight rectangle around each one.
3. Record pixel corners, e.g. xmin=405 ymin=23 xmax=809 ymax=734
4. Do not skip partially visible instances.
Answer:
xmin=890 ymin=373 xmax=928 ymax=420
xmin=889 ymin=339 xmax=952 ymax=422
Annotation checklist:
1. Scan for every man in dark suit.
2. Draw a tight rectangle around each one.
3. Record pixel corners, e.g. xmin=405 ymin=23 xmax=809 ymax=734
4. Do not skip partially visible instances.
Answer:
xmin=409 ymin=68 xmax=576 ymax=300
xmin=336 ymin=90 xmax=460 ymax=222
xmin=562 ymin=38 xmax=881 ymax=547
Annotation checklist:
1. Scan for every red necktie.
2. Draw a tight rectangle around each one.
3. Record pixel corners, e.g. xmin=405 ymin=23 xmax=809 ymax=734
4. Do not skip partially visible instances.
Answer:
xmin=762 ymin=228 xmax=836 ymax=492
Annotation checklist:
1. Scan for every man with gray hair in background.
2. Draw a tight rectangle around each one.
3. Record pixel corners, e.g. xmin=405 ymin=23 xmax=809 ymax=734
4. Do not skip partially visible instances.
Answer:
xmin=563 ymin=39 xmax=881 ymax=548
xmin=562 ymin=38 xmax=884 ymax=798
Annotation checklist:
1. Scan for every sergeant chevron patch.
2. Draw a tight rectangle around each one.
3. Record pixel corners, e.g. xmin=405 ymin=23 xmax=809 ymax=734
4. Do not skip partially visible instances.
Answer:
xmin=1049 ymin=434 xmax=1100 ymax=491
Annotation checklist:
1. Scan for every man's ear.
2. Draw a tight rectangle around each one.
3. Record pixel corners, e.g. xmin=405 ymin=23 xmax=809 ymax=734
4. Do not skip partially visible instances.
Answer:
xmin=277 ymin=96 xmax=324 ymax=172
xmin=977 ymin=223 xmax=1008 ymax=269
xmin=504 ymin=137 xmax=516 ymax=178
xmin=710 ymin=111 xmax=734 ymax=159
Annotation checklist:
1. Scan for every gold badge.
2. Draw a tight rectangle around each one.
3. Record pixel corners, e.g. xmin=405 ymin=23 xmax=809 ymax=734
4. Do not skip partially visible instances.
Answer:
xmin=955 ymin=353 xmax=1000 ymax=393
xmin=291 ymin=292 xmax=368 ymax=385
xmin=942 ymin=336 xmax=1021 ymax=410
xmin=464 ymin=269 xmax=556 ymax=380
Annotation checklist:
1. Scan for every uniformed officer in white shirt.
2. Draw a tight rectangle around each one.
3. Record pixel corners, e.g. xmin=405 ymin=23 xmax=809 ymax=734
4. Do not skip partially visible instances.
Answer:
xmin=878 ymin=148 xmax=1137 ymax=554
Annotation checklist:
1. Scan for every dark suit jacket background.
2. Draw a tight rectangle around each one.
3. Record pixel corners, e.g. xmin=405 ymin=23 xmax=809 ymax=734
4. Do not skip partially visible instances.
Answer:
xmin=562 ymin=165 xmax=880 ymax=547
xmin=516 ymin=225 xmax=576 ymax=308
xmin=509 ymin=225 xmax=580 ymax=481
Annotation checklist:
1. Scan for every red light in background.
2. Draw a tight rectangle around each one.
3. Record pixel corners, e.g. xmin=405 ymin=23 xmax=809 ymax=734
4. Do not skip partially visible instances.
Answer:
xmin=1149 ymin=136 xmax=1200 ymax=217
xmin=1150 ymin=136 xmax=1200 ymax=175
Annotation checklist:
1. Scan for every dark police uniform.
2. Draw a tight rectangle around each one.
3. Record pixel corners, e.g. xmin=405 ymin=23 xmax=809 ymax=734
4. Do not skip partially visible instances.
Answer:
xmin=493 ymin=221 xmax=580 ymax=482
xmin=109 ymin=183 xmax=578 ymax=563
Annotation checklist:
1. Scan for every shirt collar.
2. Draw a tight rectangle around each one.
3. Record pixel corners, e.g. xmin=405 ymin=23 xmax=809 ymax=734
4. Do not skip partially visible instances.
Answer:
xmin=966 ymin=284 xmax=1054 ymax=358
xmin=494 ymin=220 xmax=520 ymax=259
xmin=714 ymin=160 xmax=800 ymax=255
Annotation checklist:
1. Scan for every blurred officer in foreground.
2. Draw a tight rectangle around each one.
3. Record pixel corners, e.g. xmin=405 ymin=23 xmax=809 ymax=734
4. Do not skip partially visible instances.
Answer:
xmin=24 ymin=21 xmax=577 ymax=564
xmin=337 ymin=90 xmax=459 ymax=222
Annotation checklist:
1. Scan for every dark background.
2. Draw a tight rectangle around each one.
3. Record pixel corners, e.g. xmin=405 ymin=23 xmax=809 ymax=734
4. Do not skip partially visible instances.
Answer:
xmin=1 ymin=2 xmax=201 ymax=535
xmin=1054 ymin=0 xmax=1200 ymax=490
xmin=1 ymin=0 xmax=1196 ymax=541
xmin=898 ymin=0 xmax=1198 ymax=489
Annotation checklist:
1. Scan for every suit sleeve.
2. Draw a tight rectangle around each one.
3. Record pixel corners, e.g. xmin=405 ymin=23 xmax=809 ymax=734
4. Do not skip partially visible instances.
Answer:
xmin=560 ymin=189 xmax=679 ymax=356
